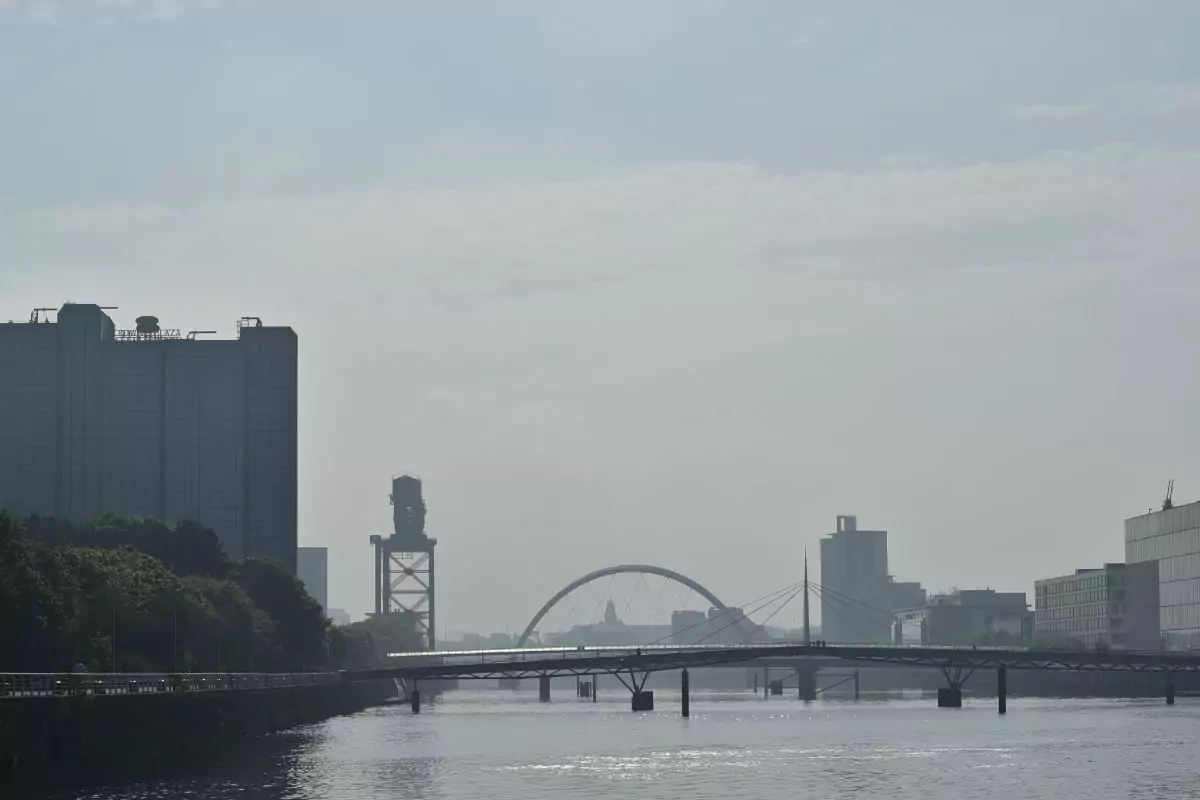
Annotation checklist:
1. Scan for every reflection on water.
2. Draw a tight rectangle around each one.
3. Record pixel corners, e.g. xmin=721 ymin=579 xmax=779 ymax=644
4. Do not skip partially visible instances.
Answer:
xmin=38 ymin=692 xmax=1200 ymax=800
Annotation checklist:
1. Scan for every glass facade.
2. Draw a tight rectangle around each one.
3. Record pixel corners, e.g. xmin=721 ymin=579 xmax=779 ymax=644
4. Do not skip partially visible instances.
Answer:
xmin=1126 ymin=501 xmax=1200 ymax=650
xmin=1034 ymin=568 xmax=1125 ymax=648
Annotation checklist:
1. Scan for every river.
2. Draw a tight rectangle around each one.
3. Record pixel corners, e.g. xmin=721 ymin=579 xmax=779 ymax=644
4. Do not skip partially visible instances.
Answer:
xmin=43 ymin=690 xmax=1200 ymax=799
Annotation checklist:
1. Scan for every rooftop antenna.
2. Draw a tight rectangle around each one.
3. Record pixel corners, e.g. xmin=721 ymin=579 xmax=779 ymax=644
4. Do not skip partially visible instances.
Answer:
xmin=1163 ymin=479 xmax=1175 ymax=511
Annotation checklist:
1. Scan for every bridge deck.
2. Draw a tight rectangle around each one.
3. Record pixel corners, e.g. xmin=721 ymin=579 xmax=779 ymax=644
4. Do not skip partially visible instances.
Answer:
xmin=355 ymin=642 xmax=1200 ymax=682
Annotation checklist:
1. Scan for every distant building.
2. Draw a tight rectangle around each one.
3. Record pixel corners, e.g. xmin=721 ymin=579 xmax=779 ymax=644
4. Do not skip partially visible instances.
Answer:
xmin=326 ymin=607 xmax=352 ymax=626
xmin=0 ymin=304 xmax=298 ymax=571
xmin=889 ymin=581 xmax=927 ymax=612
xmin=894 ymin=589 xmax=1030 ymax=646
xmin=819 ymin=515 xmax=894 ymax=643
xmin=298 ymin=547 xmax=329 ymax=610
xmin=1034 ymin=563 xmax=1160 ymax=650
xmin=671 ymin=610 xmax=708 ymax=644
xmin=1126 ymin=499 xmax=1200 ymax=650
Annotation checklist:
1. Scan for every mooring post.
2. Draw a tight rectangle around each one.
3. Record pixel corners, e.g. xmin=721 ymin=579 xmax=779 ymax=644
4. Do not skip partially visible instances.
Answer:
xmin=681 ymin=669 xmax=690 ymax=718
xmin=997 ymin=666 xmax=1007 ymax=714
xmin=539 ymin=675 xmax=551 ymax=703
xmin=1166 ymin=676 xmax=1176 ymax=706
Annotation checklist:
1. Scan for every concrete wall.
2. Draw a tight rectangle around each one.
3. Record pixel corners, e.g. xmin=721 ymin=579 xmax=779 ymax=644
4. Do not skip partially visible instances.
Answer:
xmin=0 ymin=322 xmax=58 ymax=516
xmin=164 ymin=342 xmax=246 ymax=561
xmin=1126 ymin=559 xmax=1161 ymax=650
xmin=241 ymin=326 xmax=298 ymax=572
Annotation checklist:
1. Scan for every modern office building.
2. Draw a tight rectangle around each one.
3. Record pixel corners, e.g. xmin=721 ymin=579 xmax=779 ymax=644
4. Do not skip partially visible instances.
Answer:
xmin=894 ymin=589 xmax=1030 ymax=646
xmin=1126 ymin=499 xmax=1200 ymax=650
xmin=298 ymin=546 xmax=329 ymax=611
xmin=819 ymin=515 xmax=894 ymax=643
xmin=1034 ymin=563 xmax=1160 ymax=650
xmin=0 ymin=303 xmax=298 ymax=571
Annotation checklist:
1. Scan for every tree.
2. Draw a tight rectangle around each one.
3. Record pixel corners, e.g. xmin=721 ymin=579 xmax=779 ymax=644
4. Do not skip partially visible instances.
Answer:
xmin=234 ymin=558 xmax=328 ymax=671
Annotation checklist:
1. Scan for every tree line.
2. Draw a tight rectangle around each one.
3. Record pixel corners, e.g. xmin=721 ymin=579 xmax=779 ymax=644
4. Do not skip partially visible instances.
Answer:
xmin=0 ymin=510 xmax=420 ymax=674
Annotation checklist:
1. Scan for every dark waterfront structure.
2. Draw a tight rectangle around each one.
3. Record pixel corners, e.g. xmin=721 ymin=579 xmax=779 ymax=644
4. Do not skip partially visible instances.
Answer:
xmin=0 ymin=304 xmax=299 ymax=571
xmin=370 ymin=476 xmax=438 ymax=649
xmin=0 ymin=674 xmax=391 ymax=787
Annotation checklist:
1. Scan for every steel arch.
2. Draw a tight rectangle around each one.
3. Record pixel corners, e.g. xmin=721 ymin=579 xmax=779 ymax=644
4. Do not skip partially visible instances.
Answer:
xmin=516 ymin=564 xmax=751 ymax=647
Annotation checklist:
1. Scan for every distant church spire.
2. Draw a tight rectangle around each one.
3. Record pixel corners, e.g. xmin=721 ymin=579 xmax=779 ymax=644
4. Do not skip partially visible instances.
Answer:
xmin=604 ymin=599 xmax=619 ymax=625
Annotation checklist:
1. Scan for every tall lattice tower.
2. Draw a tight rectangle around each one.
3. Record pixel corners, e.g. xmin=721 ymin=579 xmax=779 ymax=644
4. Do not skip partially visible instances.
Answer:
xmin=370 ymin=475 xmax=437 ymax=649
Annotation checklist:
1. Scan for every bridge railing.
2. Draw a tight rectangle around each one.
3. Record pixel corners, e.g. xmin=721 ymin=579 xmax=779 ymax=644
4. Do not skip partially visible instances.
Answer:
xmin=0 ymin=672 xmax=339 ymax=699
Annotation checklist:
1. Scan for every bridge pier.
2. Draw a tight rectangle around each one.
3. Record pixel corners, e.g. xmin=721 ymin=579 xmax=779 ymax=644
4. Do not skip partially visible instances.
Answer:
xmin=539 ymin=676 xmax=551 ymax=702
xmin=410 ymin=688 xmax=421 ymax=714
xmin=797 ymin=665 xmax=817 ymax=701
xmin=762 ymin=668 xmax=769 ymax=699
xmin=681 ymin=669 xmax=690 ymax=718
xmin=1166 ymin=676 xmax=1176 ymax=706
xmin=853 ymin=667 xmax=860 ymax=701
xmin=998 ymin=666 xmax=1007 ymax=714
xmin=593 ymin=674 xmax=598 ymax=703
xmin=937 ymin=664 xmax=974 ymax=708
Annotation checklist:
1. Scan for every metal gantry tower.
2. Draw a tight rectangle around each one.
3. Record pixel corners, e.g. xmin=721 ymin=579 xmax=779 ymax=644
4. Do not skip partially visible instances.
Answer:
xmin=370 ymin=475 xmax=437 ymax=650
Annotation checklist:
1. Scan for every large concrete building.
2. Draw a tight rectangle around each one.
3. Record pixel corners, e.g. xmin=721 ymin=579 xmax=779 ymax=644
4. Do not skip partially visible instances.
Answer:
xmin=819 ymin=515 xmax=894 ymax=643
xmin=894 ymin=589 xmax=1030 ymax=646
xmin=1126 ymin=499 xmax=1200 ymax=650
xmin=298 ymin=546 xmax=329 ymax=611
xmin=1034 ymin=563 xmax=1160 ymax=650
xmin=0 ymin=304 xmax=298 ymax=571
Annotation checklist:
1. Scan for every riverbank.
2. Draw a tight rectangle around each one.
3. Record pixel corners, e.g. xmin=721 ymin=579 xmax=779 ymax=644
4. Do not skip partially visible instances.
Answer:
xmin=0 ymin=678 xmax=397 ymax=789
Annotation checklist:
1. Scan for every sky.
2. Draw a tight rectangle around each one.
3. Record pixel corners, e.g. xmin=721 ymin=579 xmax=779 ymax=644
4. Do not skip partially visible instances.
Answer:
xmin=3 ymin=0 xmax=1200 ymax=636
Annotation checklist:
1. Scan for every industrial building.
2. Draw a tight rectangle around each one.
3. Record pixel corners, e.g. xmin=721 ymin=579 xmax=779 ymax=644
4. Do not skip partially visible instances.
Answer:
xmin=1126 ymin=495 xmax=1200 ymax=650
xmin=0 ymin=304 xmax=298 ymax=571
xmin=818 ymin=515 xmax=923 ymax=643
xmin=1034 ymin=563 xmax=1160 ymax=650
xmin=893 ymin=589 xmax=1030 ymax=646
xmin=298 ymin=546 xmax=329 ymax=611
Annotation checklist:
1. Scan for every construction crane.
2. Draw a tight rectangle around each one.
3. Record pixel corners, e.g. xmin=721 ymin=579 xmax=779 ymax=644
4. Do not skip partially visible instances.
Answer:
xmin=1163 ymin=479 xmax=1175 ymax=511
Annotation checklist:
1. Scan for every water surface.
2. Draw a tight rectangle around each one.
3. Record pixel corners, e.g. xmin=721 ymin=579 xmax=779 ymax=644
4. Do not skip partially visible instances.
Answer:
xmin=55 ymin=690 xmax=1200 ymax=799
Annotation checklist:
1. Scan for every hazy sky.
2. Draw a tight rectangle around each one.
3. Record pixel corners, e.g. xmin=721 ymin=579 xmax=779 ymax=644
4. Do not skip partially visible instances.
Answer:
xmin=4 ymin=1 xmax=1200 ymax=636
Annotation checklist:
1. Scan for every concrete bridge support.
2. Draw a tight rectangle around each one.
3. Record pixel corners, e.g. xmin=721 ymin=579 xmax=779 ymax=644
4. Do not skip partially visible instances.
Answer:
xmin=538 ymin=676 xmax=551 ymax=703
xmin=681 ymin=669 xmax=690 ymax=718
xmin=998 ymin=666 xmax=1007 ymax=714
xmin=797 ymin=665 xmax=817 ymax=701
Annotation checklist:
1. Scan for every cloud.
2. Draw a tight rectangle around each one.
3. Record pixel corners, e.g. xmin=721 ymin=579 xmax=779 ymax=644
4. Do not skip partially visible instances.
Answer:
xmin=1020 ymin=103 xmax=1101 ymax=120
xmin=4 ymin=144 xmax=1198 ymax=305
xmin=1020 ymin=83 xmax=1200 ymax=121
xmin=1 ymin=0 xmax=218 ymax=21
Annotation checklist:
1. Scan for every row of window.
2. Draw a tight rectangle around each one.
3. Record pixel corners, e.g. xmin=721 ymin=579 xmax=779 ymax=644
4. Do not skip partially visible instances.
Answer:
xmin=1036 ymin=574 xmax=1112 ymax=595
xmin=1127 ymin=528 xmax=1200 ymax=562
xmin=1036 ymin=604 xmax=1120 ymax=622
xmin=1037 ymin=617 xmax=1118 ymax=632
xmin=1037 ymin=588 xmax=1113 ymax=607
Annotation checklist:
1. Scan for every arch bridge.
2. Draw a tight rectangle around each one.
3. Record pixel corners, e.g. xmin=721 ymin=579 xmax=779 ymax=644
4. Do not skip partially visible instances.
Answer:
xmin=515 ymin=563 xmax=756 ymax=647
